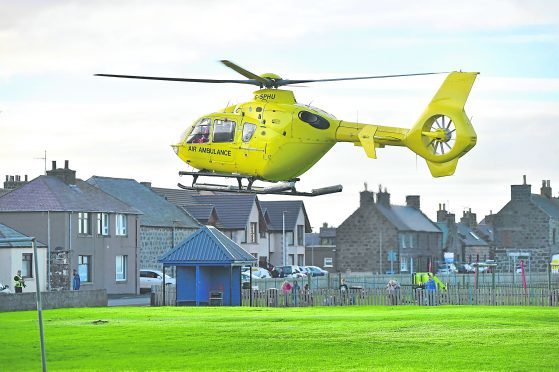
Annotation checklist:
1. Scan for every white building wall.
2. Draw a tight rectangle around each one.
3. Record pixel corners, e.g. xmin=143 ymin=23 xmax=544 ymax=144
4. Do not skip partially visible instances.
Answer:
xmin=0 ymin=246 xmax=47 ymax=292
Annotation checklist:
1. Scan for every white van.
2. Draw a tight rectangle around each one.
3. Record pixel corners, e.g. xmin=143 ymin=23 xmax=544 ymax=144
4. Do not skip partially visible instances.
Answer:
xmin=551 ymin=254 xmax=559 ymax=274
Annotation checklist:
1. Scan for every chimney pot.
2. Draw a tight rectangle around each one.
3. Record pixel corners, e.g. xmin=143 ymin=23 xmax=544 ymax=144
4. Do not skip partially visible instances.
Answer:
xmin=5 ymin=175 xmax=8 ymax=182
xmin=523 ymin=175 xmax=527 ymax=184
xmin=65 ymin=160 xmax=69 ymax=169
xmin=25 ymin=175 xmax=28 ymax=181
xmin=52 ymin=160 xmax=57 ymax=170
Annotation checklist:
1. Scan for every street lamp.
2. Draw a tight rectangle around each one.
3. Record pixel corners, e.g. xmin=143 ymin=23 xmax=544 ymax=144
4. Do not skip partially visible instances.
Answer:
xmin=282 ymin=211 xmax=287 ymax=266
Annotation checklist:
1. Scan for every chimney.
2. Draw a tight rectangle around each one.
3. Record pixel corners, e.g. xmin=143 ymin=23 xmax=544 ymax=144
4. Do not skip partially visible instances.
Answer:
xmin=4 ymin=174 xmax=30 ymax=190
xmin=360 ymin=190 xmax=375 ymax=208
xmin=322 ymin=222 xmax=328 ymax=228
xmin=511 ymin=175 xmax=531 ymax=201
xmin=541 ymin=180 xmax=552 ymax=199
xmin=460 ymin=208 xmax=477 ymax=229
xmin=376 ymin=185 xmax=390 ymax=207
xmin=140 ymin=181 xmax=152 ymax=188
xmin=46 ymin=159 xmax=76 ymax=185
xmin=406 ymin=195 xmax=420 ymax=210
xmin=437 ymin=203 xmax=447 ymax=222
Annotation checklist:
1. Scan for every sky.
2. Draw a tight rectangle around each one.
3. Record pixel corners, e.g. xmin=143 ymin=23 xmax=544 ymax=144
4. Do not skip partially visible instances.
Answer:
xmin=1 ymin=0 xmax=559 ymax=229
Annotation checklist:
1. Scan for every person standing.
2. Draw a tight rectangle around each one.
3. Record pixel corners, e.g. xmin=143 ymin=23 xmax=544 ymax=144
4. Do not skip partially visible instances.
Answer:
xmin=292 ymin=280 xmax=300 ymax=306
xmin=14 ymin=270 xmax=25 ymax=293
xmin=425 ymin=274 xmax=437 ymax=305
xmin=72 ymin=269 xmax=81 ymax=290
xmin=281 ymin=280 xmax=292 ymax=306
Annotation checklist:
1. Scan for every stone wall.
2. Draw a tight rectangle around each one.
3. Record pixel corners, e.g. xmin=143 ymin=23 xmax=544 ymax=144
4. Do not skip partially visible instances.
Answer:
xmin=140 ymin=226 xmax=197 ymax=270
xmin=494 ymin=199 xmax=559 ymax=272
xmin=0 ymin=289 xmax=107 ymax=312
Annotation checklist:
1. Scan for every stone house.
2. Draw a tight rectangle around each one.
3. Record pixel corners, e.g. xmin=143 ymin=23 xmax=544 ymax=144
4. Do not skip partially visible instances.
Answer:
xmin=305 ymin=223 xmax=337 ymax=272
xmin=337 ymin=188 xmax=442 ymax=274
xmin=0 ymin=161 xmax=141 ymax=294
xmin=492 ymin=177 xmax=559 ymax=272
xmin=260 ymin=200 xmax=311 ymax=268
xmin=87 ymin=177 xmax=200 ymax=271
xmin=436 ymin=205 xmax=490 ymax=264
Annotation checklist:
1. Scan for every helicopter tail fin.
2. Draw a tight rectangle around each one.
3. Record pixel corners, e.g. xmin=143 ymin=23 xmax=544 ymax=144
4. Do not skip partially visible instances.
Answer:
xmin=403 ymin=71 xmax=478 ymax=177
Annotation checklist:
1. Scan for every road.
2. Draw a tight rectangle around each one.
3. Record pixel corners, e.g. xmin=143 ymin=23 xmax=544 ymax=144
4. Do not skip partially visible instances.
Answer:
xmin=107 ymin=293 xmax=151 ymax=307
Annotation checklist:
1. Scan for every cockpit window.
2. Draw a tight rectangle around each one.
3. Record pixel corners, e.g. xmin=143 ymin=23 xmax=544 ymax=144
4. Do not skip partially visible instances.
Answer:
xmin=213 ymin=119 xmax=236 ymax=143
xmin=242 ymin=123 xmax=257 ymax=142
xmin=186 ymin=118 xmax=211 ymax=144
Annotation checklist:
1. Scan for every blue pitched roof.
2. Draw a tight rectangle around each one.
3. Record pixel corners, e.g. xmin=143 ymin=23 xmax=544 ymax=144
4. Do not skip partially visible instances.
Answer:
xmin=456 ymin=223 xmax=488 ymax=247
xmin=159 ymin=225 xmax=256 ymax=265
xmin=87 ymin=176 xmax=199 ymax=228
xmin=0 ymin=224 xmax=47 ymax=248
xmin=531 ymin=194 xmax=559 ymax=218
xmin=377 ymin=204 xmax=440 ymax=233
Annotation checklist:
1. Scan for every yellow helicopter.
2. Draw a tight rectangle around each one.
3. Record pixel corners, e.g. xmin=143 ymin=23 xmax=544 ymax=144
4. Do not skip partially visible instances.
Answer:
xmin=96 ymin=60 xmax=478 ymax=196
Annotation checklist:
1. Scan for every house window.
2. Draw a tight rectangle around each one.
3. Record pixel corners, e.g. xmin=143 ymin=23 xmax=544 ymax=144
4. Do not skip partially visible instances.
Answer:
xmin=116 ymin=255 xmax=128 ymax=281
xmin=241 ymin=227 xmax=247 ymax=243
xmin=22 ymin=253 xmax=33 ymax=278
xmin=288 ymin=254 xmax=295 ymax=265
xmin=115 ymin=214 xmax=127 ymax=236
xmin=78 ymin=212 xmax=90 ymax=235
xmin=97 ymin=213 xmax=109 ymax=236
xmin=400 ymin=258 xmax=408 ymax=272
xmin=324 ymin=257 xmax=333 ymax=268
xmin=399 ymin=233 xmax=415 ymax=249
xmin=297 ymin=254 xmax=304 ymax=266
xmin=553 ymin=228 xmax=557 ymax=245
xmin=297 ymin=225 xmax=304 ymax=246
xmin=250 ymin=222 xmax=258 ymax=243
xmin=287 ymin=231 xmax=294 ymax=246
xmin=78 ymin=255 xmax=92 ymax=282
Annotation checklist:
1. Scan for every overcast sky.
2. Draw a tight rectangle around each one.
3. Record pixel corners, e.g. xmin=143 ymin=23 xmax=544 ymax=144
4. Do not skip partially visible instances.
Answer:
xmin=1 ymin=0 xmax=558 ymax=229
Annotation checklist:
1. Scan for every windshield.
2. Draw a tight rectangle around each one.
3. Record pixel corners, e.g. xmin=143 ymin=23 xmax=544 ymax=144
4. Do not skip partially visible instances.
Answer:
xmin=186 ymin=118 xmax=211 ymax=144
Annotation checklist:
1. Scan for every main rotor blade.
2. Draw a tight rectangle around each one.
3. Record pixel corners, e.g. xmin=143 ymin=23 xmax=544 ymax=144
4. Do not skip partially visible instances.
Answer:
xmin=220 ymin=60 xmax=270 ymax=86
xmin=279 ymin=72 xmax=448 ymax=86
xmin=94 ymin=73 xmax=260 ymax=86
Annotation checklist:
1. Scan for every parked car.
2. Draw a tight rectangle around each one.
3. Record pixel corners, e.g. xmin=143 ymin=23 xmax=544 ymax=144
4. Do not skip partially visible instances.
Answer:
xmin=0 ymin=282 xmax=11 ymax=294
xmin=436 ymin=264 xmax=456 ymax=275
xmin=140 ymin=269 xmax=176 ymax=290
xmin=242 ymin=266 xmax=271 ymax=279
xmin=241 ymin=272 xmax=260 ymax=289
xmin=276 ymin=265 xmax=306 ymax=278
xmin=455 ymin=264 xmax=474 ymax=273
xmin=305 ymin=266 xmax=328 ymax=276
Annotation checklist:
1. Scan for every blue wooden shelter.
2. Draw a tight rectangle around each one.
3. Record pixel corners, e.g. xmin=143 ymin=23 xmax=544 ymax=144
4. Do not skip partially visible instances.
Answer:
xmin=158 ymin=225 xmax=256 ymax=306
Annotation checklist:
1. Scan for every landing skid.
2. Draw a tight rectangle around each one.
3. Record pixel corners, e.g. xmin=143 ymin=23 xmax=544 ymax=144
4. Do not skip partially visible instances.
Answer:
xmin=178 ymin=171 xmax=342 ymax=197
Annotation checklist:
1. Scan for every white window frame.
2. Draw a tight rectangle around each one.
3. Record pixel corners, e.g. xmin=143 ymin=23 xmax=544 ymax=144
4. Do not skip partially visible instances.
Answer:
xmin=22 ymin=253 xmax=33 ymax=278
xmin=115 ymin=214 xmax=127 ymax=236
xmin=78 ymin=255 xmax=92 ymax=282
xmin=249 ymin=222 xmax=257 ymax=243
xmin=78 ymin=212 xmax=90 ymax=235
xmin=297 ymin=225 xmax=304 ymax=246
xmin=116 ymin=255 xmax=128 ymax=281
xmin=97 ymin=213 xmax=109 ymax=236
xmin=287 ymin=231 xmax=294 ymax=246
xmin=324 ymin=257 xmax=333 ymax=268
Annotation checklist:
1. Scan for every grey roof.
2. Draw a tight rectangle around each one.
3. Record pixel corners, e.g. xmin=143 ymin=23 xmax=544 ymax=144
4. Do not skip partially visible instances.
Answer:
xmin=87 ymin=176 xmax=198 ymax=228
xmin=436 ymin=222 xmax=449 ymax=246
xmin=376 ymin=204 xmax=440 ymax=233
xmin=476 ymin=223 xmax=494 ymax=242
xmin=182 ymin=204 xmax=218 ymax=223
xmin=457 ymin=223 xmax=488 ymax=246
xmin=305 ymin=232 xmax=320 ymax=246
xmin=159 ymin=225 xmax=256 ymax=265
xmin=0 ymin=224 xmax=47 ymax=248
xmin=193 ymin=194 xmax=259 ymax=230
xmin=0 ymin=176 xmax=141 ymax=214
xmin=260 ymin=200 xmax=311 ymax=232
xmin=151 ymin=187 xmax=198 ymax=207
xmin=0 ymin=189 xmax=9 ymax=197
xmin=320 ymin=227 xmax=336 ymax=238
xmin=153 ymin=188 xmax=260 ymax=230
xmin=531 ymin=194 xmax=559 ymax=218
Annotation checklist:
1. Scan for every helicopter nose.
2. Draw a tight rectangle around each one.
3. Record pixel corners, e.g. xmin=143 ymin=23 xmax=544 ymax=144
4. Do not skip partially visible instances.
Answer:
xmin=171 ymin=145 xmax=179 ymax=155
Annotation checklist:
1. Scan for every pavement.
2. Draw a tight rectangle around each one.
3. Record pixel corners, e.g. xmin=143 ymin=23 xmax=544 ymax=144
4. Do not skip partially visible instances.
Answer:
xmin=107 ymin=293 xmax=151 ymax=307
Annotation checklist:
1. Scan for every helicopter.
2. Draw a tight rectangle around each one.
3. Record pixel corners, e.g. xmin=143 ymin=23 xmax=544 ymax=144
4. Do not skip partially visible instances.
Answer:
xmin=96 ymin=60 xmax=478 ymax=196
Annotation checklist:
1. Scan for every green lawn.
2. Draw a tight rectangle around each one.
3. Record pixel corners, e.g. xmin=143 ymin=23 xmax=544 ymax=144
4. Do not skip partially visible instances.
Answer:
xmin=1 ymin=306 xmax=558 ymax=371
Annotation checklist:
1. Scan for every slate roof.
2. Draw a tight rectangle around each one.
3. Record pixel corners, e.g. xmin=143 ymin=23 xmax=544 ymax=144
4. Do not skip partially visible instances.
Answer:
xmin=531 ymin=194 xmax=559 ymax=218
xmin=182 ymin=204 xmax=218 ymax=223
xmin=305 ymin=233 xmax=320 ymax=246
xmin=0 ymin=189 xmax=9 ymax=197
xmin=476 ymin=223 xmax=494 ymax=242
xmin=0 ymin=224 xmax=47 ymax=248
xmin=456 ymin=223 xmax=489 ymax=246
xmin=87 ymin=176 xmax=199 ymax=228
xmin=153 ymin=188 xmax=260 ymax=230
xmin=260 ymin=200 xmax=311 ymax=232
xmin=0 ymin=176 xmax=141 ymax=214
xmin=159 ymin=225 xmax=256 ymax=265
xmin=320 ymin=227 xmax=336 ymax=238
xmin=376 ymin=204 xmax=440 ymax=233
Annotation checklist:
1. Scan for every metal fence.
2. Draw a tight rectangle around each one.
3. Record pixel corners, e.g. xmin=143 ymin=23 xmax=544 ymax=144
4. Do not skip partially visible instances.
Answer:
xmin=241 ymin=287 xmax=559 ymax=307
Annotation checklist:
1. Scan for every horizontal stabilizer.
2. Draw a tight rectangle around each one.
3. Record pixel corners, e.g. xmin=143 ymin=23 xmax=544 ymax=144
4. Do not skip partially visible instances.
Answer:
xmin=426 ymin=158 xmax=459 ymax=178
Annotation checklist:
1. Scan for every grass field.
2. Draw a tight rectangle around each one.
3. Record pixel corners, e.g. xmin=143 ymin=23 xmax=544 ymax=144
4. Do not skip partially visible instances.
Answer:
xmin=1 ymin=306 xmax=558 ymax=371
